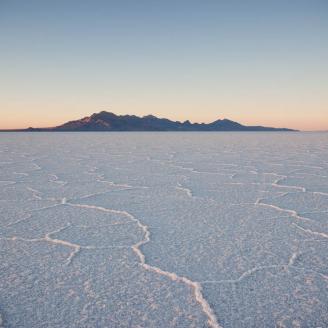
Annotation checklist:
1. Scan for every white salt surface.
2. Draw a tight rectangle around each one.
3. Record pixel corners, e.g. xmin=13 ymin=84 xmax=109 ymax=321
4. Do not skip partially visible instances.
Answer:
xmin=0 ymin=132 xmax=327 ymax=327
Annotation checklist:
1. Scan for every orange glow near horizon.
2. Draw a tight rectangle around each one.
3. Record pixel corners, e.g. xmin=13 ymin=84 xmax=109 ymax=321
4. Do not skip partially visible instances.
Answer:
xmin=1 ymin=103 xmax=327 ymax=131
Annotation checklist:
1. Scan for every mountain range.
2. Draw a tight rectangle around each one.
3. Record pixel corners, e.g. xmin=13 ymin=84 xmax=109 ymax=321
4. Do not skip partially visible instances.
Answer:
xmin=8 ymin=111 xmax=297 ymax=132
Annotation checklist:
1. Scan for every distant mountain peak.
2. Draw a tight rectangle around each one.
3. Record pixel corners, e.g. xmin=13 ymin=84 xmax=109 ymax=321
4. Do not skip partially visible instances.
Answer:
xmin=23 ymin=111 xmax=297 ymax=132
xmin=143 ymin=114 xmax=157 ymax=119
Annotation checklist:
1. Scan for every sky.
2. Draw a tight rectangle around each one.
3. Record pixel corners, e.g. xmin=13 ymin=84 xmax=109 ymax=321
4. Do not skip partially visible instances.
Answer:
xmin=0 ymin=0 xmax=327 ymax=131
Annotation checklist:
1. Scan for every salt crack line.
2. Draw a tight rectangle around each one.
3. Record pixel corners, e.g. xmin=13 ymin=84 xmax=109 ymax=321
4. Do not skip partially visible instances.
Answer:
xmin=48 ymin=174 xmax=68 ymax=186
xmin=13 ymin=172 xmax=29 ymax=177
xmin=202 ymin=254 xmax=299 ymax=285
xmin=255 ymin=198 xmax=313 ymax=223
xmin=288 ymin=252 xmax=299 ymax=266
xmin=1 ymin=224 xmax=81 ymax=265
xmin=44 ymin=224 xmax=82 ymax=265
xmin=272 ymin=183 xmax=306 ymax=192
xmin=32 ymin=162 xmax=42 ymax=171
xmin=201 ymin=265 xmax=281 ymax=285
xmin=26 ymin=186 xmax=63 ymax=203
xmin=28 ymin=203 xmax=62 ymax=213
xmin=176 ymin=182 xmax=193 ymax=198
xmin=0 ymin=180 xmax=16 ymax=186
xmin=273 ymin=174 xmax=328 ymax=196
xmin=141 ymin=263 xmax=221 ymax=328
xmin=292 ymin=223 xmax=328 ymax=240
xmin=293 ymin=172 xmax=328 ymax=178
xmin=7 ymin=214 xmax=33 ymax=227
xmin=66 ymin=201 xmax=222 ymax=328
xmin=97 ymin=178 xmax=149 ymax=190
xmin=46 ymin=235 xmax=81 ymax=265
xmin=1 ymin=232 xmax=128 ymax=265
xmin=313 ymin=191 xmax=328 ymax=196
xmin=289 ymin=164 xmax=325 ymax=170
xmin=26 ymin=187 xmax=43 ymax=200
xmin=97 ymin=179 xmax=134 ymax=189
xmin=272 ymin=176 xmax=306 ymax=192
xmin=167 ymin=162 xmax=230 ymax=176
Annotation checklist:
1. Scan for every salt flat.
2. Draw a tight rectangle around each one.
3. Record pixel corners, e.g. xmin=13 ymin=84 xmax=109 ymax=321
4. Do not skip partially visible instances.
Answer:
xmin=0 ymin=132 xmax=327 ymax=328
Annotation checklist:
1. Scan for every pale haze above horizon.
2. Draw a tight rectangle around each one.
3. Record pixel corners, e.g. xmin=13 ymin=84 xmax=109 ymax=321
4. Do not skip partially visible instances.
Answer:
xmin=0 ymin=0 xmax=327 ymax=131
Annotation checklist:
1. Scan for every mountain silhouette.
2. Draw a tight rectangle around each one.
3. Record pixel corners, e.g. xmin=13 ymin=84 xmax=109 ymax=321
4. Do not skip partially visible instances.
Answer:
xmin=21 ymin=111 xmax=296 ymax=132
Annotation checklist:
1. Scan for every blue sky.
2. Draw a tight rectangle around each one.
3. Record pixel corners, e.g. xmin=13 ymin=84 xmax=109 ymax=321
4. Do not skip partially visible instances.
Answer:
xmin=1 ymin=0 xmax=327 ymax=130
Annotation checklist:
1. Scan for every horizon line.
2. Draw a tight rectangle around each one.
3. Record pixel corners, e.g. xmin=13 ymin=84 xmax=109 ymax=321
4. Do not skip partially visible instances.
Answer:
xmin=0 ymin=110 xmax=299 ymax=131
xmin=3 ymin=110 xmax=325 ymax=132
xmin=1 ymin=110 xmax=327 ymax=132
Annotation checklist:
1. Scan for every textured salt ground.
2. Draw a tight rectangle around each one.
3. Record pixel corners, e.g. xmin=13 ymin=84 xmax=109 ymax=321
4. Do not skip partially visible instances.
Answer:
xmin=0 ymin=132 xmax=328 ymax=328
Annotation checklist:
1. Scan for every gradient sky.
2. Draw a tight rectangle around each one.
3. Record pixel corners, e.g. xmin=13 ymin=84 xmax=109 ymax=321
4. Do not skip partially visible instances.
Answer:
xmin=1 ymin=0 xmax=327 ymax=130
